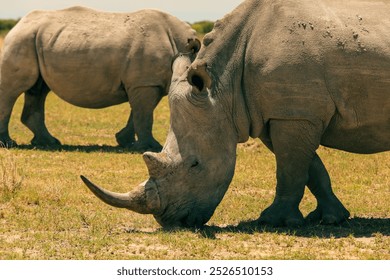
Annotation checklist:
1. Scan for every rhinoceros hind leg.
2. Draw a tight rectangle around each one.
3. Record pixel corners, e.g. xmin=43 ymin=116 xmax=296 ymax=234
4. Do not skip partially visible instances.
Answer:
xmin=0 ymin=133 xmax=18 ymax=148
xmin=0 ymin=32 xmax=43 ymax=147
xmin=0 ymin=83 xmax=24 ymax=148
xmin=21 ymin=77 xmax=61 ymax=147
xmin=306 ymin=154 xmax=350 ymax=224
xmin=258 ymin=119 xmax=323 ymax=227
xmin=0 ymin=92 xmax=18 ymax=148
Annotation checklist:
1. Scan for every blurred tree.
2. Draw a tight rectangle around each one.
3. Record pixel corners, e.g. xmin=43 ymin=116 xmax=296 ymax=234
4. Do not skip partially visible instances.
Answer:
xmin=191 ymin=21 xmax=214 ymax=35
xmin=0 ymin=19 xmax=18 ymax=32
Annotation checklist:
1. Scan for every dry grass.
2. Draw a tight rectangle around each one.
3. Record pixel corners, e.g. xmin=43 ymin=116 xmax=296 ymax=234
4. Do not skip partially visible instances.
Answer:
xmin=0 ymin=94 xmax=388 ymax=260
xmin=0 ymin=151 xmax=23 ymax=203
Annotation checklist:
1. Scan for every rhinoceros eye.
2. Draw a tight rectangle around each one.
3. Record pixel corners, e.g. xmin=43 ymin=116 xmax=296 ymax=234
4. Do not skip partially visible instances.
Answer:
xmin=191 ymin=160 xmax=199 ymax=168
xmin=188 ymin=158 xmax=202 ymax=175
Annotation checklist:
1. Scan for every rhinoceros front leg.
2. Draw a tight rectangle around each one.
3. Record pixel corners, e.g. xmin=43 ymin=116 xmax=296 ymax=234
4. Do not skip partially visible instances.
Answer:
xmin=116 ymin=86 xmax=163 ymax=151
xmin=306 ymin=154 xmax=350 ymax=224
xmin=115 ymin=112 xmax=136 ymax=147
xmin=259 ymin=119 xmax=322 ymax=227
xmin=21 ymin=81 xmax=61 ymax=146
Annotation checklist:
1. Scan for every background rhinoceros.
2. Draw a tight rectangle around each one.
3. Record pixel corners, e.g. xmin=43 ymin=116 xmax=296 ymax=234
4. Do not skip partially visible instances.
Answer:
xmin=82 ymin=0 xmax=389 ymax=228
xmin=0 ymin=6 xmax=199 ymax=150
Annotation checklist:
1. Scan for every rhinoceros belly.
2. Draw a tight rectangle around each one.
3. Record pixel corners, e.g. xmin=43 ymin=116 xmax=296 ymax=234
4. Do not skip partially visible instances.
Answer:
xmin=50 ymin=83 xmax=129 ymax=109
xmin=321 ymin=54 xmax=390 ymax=153
xmin=43 ymin=70 xmax=129 ymax=109
xmin=37 ymin=46 xmax=129 ymax=108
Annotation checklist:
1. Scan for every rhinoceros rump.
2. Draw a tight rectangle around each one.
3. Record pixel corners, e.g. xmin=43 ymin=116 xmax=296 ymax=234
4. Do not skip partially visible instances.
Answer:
xmin=0 ymin=6 xmax=200 ymax=150
xmin=83 ymin=0 xmax=389 ymax=228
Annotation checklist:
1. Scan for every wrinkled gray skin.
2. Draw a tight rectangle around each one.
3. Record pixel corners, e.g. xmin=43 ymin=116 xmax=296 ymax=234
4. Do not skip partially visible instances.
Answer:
xmin=0 ymin=7 xmax=199 ymax=150
xmin=82 ymin=0 xmax=390 ymax=228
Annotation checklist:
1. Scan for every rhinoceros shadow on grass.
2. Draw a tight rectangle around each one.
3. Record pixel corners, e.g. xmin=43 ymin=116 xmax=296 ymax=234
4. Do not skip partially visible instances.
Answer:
xmin=200 ymin=217 xmax=390 ymax=239
xmin=140 ymin=217 xmax=389 ymax=239
xmin=0 ymin=7 xmax=200 ymax=151
xmin=14 ymin=144 xmax=147 ymax=154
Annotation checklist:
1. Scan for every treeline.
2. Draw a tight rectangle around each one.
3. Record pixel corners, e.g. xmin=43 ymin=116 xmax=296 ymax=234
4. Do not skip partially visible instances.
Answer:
xmin=0 ymin=19 xmax=19 ymax=33
xmin=0 ymin=19 xmax=215 ymax=36
xmin=191 ymin=20 xmax=214 ymax=35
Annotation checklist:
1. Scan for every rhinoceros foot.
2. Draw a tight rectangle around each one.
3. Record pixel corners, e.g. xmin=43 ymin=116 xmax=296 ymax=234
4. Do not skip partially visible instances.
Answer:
xmin=131 ymin=140 xmax=163 ymax=153
xmin=116 ymin=130 xmax=162 ymax=152
xmin=31 ymin=135 xmax=62 ymax=147
xmin=0 ymin=134 xmax=18 ymax=148
xmin=115 ymin=129 xmax=136 ymax=148
xmin=116 ymin=139 xmax=162 ymax=152
xmin=258 ymin=201 xmax=305 ymax=227
xmin=306 ymin=197 xmax=350 ymax=225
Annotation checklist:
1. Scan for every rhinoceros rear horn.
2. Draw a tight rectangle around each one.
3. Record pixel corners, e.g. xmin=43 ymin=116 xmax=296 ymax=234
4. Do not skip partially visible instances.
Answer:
xmin=143 ymin=152 xmax=172 ymax=178
xmin=80 ymin=176 xmax=160 ymax=214
xmin=186 ymin=38 xmax=201 ymax=53
xmin=188 ymin=62 xmax=212 ymax=92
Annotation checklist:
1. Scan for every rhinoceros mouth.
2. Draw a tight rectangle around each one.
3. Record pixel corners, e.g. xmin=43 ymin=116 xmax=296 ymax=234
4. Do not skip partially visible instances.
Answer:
xmin=153 ymin=199 xmax=217 ymax=228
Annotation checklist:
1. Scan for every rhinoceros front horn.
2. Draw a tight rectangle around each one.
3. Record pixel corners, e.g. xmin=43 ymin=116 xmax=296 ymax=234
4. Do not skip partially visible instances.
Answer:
xmin=80 ymin=176 xmax=160 ymax=214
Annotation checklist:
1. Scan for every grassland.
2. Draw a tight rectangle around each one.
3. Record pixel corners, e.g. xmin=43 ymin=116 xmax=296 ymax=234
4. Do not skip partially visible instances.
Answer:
xmin=0 ymin=93 xmax=389 ymax=260
xmin=0 ymin=37 xmax=389 ymax=260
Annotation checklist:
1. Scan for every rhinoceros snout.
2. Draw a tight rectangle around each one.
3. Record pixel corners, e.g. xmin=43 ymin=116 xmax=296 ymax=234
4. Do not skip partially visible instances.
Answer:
xmin=154 ymin=204 xmax=215 ymax=228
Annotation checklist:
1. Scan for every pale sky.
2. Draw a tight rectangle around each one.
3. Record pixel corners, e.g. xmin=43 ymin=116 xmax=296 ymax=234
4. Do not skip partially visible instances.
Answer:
xmin=0 ymin=0 xmax=244 ymax=22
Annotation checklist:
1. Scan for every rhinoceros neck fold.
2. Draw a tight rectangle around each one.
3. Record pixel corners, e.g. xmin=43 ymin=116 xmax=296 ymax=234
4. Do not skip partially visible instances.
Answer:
xmin=195 ymin=1 xmax=260 ymax=143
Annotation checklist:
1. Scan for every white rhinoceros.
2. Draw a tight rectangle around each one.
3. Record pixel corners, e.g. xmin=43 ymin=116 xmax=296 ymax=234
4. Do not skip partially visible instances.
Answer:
xmin=0 ymin=6 xmax=199 ymax=150
xmin=82 ymin=0 xmax=389 ymax=227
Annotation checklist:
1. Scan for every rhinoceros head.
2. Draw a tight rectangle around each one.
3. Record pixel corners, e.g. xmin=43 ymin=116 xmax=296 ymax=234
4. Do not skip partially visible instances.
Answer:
xmin=82 ymin=51 xmax=238 ymax=228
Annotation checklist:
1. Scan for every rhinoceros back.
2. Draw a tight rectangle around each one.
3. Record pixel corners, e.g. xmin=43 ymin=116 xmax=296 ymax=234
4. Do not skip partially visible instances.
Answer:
xmin=3 ymin=7 xmax=196 ymax=108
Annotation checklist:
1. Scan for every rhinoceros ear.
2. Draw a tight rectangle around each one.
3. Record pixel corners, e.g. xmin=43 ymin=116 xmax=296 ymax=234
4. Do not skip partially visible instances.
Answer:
xmin=188 ymin=62 xmax=212 ymax=93
xmin=186 ymin=38 xmax=201 ymax=54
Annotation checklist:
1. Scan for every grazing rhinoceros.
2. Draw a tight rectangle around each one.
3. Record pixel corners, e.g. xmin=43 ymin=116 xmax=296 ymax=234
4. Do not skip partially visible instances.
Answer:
xmin=0 ymin=6 xmax=200 ymax=150
xmin=81 ymin=0 xmax=390 ymax=228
